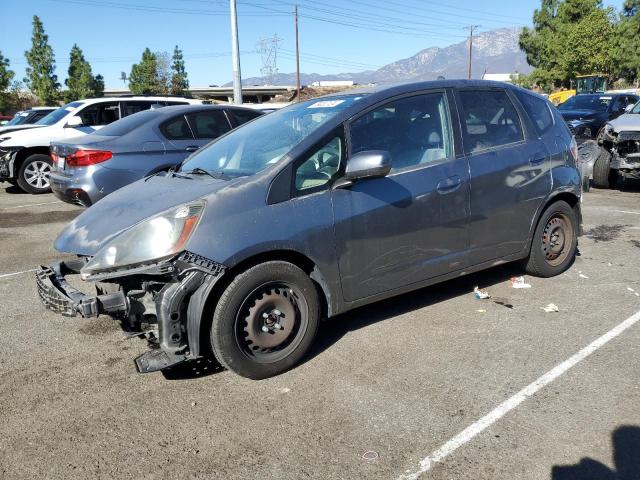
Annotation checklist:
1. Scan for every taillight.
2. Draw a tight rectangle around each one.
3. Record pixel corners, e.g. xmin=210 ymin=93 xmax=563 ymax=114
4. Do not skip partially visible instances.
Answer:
xmin=66 ymin=149 xmax=112 ymax=167
xmin=569 ymin=136 xmax=578 ymax=165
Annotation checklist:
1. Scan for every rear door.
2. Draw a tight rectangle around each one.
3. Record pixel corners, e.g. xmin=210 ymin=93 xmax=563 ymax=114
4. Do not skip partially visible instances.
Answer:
xmin=64 ymin=101 xmax=121 ymax=137
xmin=456 ymin=87 xmax=551 ymax=264
xmin=159 ymin=114 xmax=198 ymax=166
xmin=331 ymin=90 xmax=470 ymax=302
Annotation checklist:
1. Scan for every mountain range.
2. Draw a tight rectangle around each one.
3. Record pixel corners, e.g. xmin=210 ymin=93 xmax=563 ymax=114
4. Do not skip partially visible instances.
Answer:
xmin=230 ymin=27 xmax=532 ymax=86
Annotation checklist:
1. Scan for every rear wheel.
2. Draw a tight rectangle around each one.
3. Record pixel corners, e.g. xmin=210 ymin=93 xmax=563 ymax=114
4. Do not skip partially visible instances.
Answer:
xmin=210 ymin=261 xmax=320 ymax=379
xmin=592 ymin=149 xmax=618 ymax=189
xmin=525 ymin=200 xmax=578 ymax=278
xmin=16 ymin=153 xmax=52 ymax=194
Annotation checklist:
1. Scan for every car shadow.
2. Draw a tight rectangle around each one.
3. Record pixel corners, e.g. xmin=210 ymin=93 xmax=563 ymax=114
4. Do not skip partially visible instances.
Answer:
xmin=161 ymin=356 xmax=225 ymax=380
xmin=305 ymin=261 xmax=525 ymax=365
xmin=551 ymin=425 xmax=640 ymax=480
xmin=3 ymin=184 xmax=29 ymax=195
xmin=619 ymin=178 xmax=640 ymax=193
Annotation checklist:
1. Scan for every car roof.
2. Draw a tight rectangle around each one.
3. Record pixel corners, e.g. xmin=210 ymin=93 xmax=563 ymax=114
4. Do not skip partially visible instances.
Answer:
xmin=74 ymin=96 xmax=202 ymax=106
xmin=144 ymin=104 xmax=258 ymax=117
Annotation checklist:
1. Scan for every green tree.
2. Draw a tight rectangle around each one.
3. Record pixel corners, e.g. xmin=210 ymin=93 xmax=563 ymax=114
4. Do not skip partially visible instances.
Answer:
xmin=519 ymin=0 xmax=614 ymax=90
xmin=0 ymin=51 xmax=15 ymax=113
xmin=24 ymin=15 xmax=59 ymax=104
xmin=93 ymin=74 xmax=105 ymax=97
xmin=613 ymin=0 xmax=640 ymax=83
xmin=170 ymin=45 xmax=189 ymax=95
xmin=129 ymin=48 xmax=162 ymax=95
xmin=65 ymin=44 xmax=97 ymax=101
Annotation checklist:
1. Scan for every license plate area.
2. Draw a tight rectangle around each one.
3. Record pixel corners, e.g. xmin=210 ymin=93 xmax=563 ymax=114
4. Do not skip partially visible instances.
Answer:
xmin=57 ymin=156 xmax=65 ymax=170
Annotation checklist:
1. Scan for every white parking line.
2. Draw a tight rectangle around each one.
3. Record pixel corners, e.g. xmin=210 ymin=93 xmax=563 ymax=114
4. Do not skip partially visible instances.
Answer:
xmin=398 ymin=308 xmax=640 ymax=480
xmin=0 ymin=201 xmax=62 ymax=210
xmin=614 ymin=210 xmax=640 ymax=216
xmin=0 ymin=268 xmax=37 ymax=279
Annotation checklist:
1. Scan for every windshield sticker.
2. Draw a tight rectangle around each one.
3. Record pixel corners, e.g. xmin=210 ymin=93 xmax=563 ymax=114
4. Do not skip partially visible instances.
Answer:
xmin=600 ymin=96 xmax=612 ymax=100
xmin=64 ymin=106 xmax=77 ymax=111
xmin=19 ymin=112 xmax=29 ymax=117
xmin=308 ymin=100 xmax=345 ymax=109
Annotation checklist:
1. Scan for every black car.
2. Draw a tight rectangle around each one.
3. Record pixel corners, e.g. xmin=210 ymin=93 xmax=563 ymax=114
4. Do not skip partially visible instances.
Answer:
xmin=558 ymin=93 xmax=638 ymax=139
xmin=0 ymin=107 xmax=56 ymax=135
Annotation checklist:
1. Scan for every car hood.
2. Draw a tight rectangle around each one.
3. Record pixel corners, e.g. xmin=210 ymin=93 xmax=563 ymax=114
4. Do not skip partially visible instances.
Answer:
xmin=0 ymin=124 xmax=55 ymax=146
xmin=559 ymin=109 xmax=602 ymax=120
xmin=54 ymin=174 xmax=231 ymax=256
xmin=0 ymin=124 xmax=45 ymax=135
xmin=607 ymin=113 xmax=640 ymax=133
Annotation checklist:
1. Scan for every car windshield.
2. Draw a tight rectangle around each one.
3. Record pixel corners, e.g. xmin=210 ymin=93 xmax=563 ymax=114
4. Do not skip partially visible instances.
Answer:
xmin=36 ymin=102 xmax=83 ymax=125
xmin=181 ymin=95 xmax=366 ymax=177
xmin=558 ymin=95 xmax=611 ymax=112
xmin=4 ymin=111 xmax=30 ymax=126
xmin=97 ymin=109 xmax=159 ymax=136
xmin=631 ymin=101 xmax=640 ymax=114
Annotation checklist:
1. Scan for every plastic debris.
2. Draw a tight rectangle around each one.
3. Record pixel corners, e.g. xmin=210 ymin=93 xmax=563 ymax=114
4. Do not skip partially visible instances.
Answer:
xmin=628 ymin=287 xmax=635 ymax=292
xmin=474 ymin=287 xmax=491 ymax=299
xmin=578 ymin=273 xmax=589 ymax=279
xmin=477 ymin=309 xmax=487 ymax=313
xmin=542 ymin=303 xmax=559 ymax=313
xmin=510 ymin=276 xmax=532 ymax=289
xmin=362 ymin=451 xmax=379 ymax=461
xmin=607 ymin=263 xmax=612 ymax=267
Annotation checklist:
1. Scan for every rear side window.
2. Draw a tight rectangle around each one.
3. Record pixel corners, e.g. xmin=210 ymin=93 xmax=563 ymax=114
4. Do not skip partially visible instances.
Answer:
xmin=458 ymin=89 xmax=524 ymax=153
xmin=97 ymin=109 xmax=158 ymax=136
xmin=77 ymin=101 xmax=121 ymax=126
xmin=186 ymin=110 xmax=231 ymax=139
xmin=516 ymin=92 xmax=553 ymax=135
xmin=160 ymin=115 xmax=194 ymax=140
xmin=229 ymin=108 xmax=262 ymax=126
xmin=122 ymin=101 xmax=154 ymax=116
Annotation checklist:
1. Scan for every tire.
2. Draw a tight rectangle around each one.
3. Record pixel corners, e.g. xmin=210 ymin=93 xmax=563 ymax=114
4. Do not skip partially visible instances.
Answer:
xmin=592 ymin=149 xmax=618 ymax=189
xmin=525 ymin=200 xmax=578 ymax=278
xmin=210 ymin=261 xmax=320 ymax=379
xmin=16 ymin=153 xmax=52 ymax=194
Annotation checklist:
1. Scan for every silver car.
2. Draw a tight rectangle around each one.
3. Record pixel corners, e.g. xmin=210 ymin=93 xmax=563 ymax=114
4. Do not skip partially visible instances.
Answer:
xmin=37 ymin=80 xmax=582 ymax=379
xmin=49 ymin=105 xmax=262 ymax=206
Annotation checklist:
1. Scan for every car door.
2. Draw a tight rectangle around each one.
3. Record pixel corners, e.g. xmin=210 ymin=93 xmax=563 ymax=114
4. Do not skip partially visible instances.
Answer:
xmin=330 ymin=90 xmax=470 ymax=302
xmin=456 ymin=87 xmax=551 ymax=264
xmin=184 ymin=109 xmax=233 ymax=153
xmin=159 ymin=114 xmax=199 ymax=167
xmin=63 ymin=101 xmax=121 ymax=137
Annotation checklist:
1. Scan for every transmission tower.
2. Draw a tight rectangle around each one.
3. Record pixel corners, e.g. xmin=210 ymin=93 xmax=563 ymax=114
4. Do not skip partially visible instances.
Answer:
xmin=256 ymin=34 xmax=282 ymax=85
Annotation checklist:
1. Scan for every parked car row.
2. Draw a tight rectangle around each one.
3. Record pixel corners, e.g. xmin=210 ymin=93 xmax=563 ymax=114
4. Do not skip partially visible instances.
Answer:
xmin=36 ymin=80 xmax=583 ymax=379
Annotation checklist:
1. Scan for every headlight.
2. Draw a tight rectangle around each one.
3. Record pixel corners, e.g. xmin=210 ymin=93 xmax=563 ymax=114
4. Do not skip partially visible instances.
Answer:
xmin=80 ymin=201 xmax=205 ymax=279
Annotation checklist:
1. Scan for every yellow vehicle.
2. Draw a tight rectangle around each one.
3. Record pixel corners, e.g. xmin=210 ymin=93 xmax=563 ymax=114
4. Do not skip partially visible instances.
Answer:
xmin=548 ymin=74 xmax=608 ymax=105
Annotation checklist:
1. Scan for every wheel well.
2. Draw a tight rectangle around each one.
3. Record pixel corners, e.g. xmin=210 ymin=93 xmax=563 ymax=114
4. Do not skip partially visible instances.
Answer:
xmin=14 ymin=147 xmax=51 ymax=172
xmin=196 ymin=250 xmax=329 ymax=358
xmin=529 ymin=192 xmax=581 ymax=247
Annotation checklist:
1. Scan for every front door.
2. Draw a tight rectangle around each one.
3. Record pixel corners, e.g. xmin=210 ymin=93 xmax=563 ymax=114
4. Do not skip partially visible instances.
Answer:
xmin=331 ymin=91 xmax=470 ymax=302
xmin=456 ymin=88 xmax=551 ymax=264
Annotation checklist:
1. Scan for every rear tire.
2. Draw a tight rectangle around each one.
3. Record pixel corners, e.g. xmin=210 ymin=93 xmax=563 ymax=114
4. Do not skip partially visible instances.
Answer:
xmin=592 ymin=149 xmax=617 ymax=189
xmin=210 ymin=261 xmax=320 ymax=379
xmin=525 ymin=200 xmax=578 ymax=278
xmin=16 ymin=153 xmax=52 ymax=194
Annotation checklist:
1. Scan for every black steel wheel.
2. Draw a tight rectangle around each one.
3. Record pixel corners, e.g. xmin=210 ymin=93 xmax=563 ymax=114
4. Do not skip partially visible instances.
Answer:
xmin=525 ymin=200 xmax=578 ymax=277
xmin=210 ymin=261 xmax=320 ymax=379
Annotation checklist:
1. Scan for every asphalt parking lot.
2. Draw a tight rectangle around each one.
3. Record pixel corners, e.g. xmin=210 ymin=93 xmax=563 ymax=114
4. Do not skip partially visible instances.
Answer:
xmin=1 ymin=183 xmax=640 ymax=480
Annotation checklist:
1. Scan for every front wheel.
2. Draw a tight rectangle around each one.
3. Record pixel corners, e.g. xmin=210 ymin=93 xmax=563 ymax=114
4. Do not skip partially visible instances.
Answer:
xmin=525 ymin=200 xmax=578 ymax=278
xmin=592 ymin=149 xmax=617 ymax=189
xmin=16 ymin=153 xmax=52 ymax=194
xmin=210 ymin=261 xmax=320 ymax=379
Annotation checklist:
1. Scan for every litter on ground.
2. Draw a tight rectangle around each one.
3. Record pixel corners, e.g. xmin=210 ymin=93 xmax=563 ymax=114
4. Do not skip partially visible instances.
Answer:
xmin=578 ymin=272 xmax=589 ymax=279
xmin=542 ymin=303 xmax=560 ymax=313
xmin=474 ymin=287 xmax=491 ymax=299
xmin=510 ymin=276 xmax=532 ymax=289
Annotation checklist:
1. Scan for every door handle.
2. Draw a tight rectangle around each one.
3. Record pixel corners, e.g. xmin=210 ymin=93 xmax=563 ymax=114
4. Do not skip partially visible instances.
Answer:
xmin=185 ymin=145 xmax=200 ymax=152
xmin=436 ymin=175 xmax=461 ymax=194
xmin=529 ymin=154 xmax=545 ymax=165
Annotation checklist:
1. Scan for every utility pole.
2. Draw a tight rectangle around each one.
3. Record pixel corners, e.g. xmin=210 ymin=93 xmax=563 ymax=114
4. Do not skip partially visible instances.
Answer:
xmin=294 ymin=5 xmax=301 ymax=101
xmin=230 ymin=0 xmax=243 ymax=104
xmin=466 ymin=25 xmax=480 ymax=80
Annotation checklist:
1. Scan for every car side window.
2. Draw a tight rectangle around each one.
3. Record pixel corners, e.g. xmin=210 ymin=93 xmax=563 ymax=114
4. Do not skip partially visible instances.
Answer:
xmin=122 ymin=101 xmax=153 ymax=116
xmin=230 ymin=109 xmax=262 ymax=125
xmin=160 ymin=115 xmax=194 ymax=140
xmin=349 ymin=92 xmax=453 ymax=171
xmin=516 ymin=91 xmax=553 ymax=135
xmin=31 ymin=112 xmax=48 ymax=122
xmin=459 ymin=89 xmax=524 ymax=153
xmin=295 ymin=136 xmax=343 ymax=191
xmin=78 ymin=102 xmax=120 ymax=126
xmin=186 ymin=110 xmax=232 ymax=139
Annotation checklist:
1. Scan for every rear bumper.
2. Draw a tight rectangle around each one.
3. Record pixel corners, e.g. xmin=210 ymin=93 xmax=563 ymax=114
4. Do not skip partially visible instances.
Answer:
xmin=36 ymin=260 xmax=127 ymax=317
xmin=49 ymin=169 xmax=99 ymax=207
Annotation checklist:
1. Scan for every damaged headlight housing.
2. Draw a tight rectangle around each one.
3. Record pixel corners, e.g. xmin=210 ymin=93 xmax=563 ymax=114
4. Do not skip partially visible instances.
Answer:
xmin=80 ymin=201 xmax=205 ymax=279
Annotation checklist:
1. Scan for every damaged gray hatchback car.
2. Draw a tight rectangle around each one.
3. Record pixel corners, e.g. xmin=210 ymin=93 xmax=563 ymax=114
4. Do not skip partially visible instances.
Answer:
xmin=37 ymin=80 xmax=582 ymax=379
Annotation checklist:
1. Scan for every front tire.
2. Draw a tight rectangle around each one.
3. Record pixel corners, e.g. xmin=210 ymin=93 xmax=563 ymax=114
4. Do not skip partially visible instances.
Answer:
xmin=16 ymin=153 xmax=52 ymax=194
xmin=210 ymin=261 xmax=320 ymax=379
xmin=525 ymin=200 xmax=578 ymax=278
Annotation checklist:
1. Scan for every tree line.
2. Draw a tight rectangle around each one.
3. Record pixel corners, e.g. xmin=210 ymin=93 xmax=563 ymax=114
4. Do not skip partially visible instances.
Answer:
xmin=518 ymin=0 xmax=640 ymax=91
xmin=0 ymin=15 xmax=190 ymax=113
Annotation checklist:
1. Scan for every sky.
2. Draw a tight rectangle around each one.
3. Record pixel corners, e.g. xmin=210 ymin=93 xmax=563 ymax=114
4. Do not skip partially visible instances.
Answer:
xmin=0 ymin=0 xmax=625 ymax=89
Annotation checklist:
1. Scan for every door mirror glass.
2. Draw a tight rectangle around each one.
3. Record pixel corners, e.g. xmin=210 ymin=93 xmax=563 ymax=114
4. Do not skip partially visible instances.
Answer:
xmin=345 ymin=150 xmax=391 ymax=181
xmin=65 ymin=115 xmax=83 ymax=128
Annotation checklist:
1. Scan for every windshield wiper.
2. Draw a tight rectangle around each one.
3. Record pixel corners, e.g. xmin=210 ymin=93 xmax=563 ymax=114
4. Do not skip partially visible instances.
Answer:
xmin=182 ymin=167 xmax=227 ymax=180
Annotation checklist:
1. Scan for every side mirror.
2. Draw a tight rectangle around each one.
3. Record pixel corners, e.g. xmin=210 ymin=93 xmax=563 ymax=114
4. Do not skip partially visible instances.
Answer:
xmin=345 ymin=150 xmax=392 ymax=182
xmin=65 ymin=115 xmax=83 ymax=128
xmin=625 ymin=103 xmax=635 ymax=113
